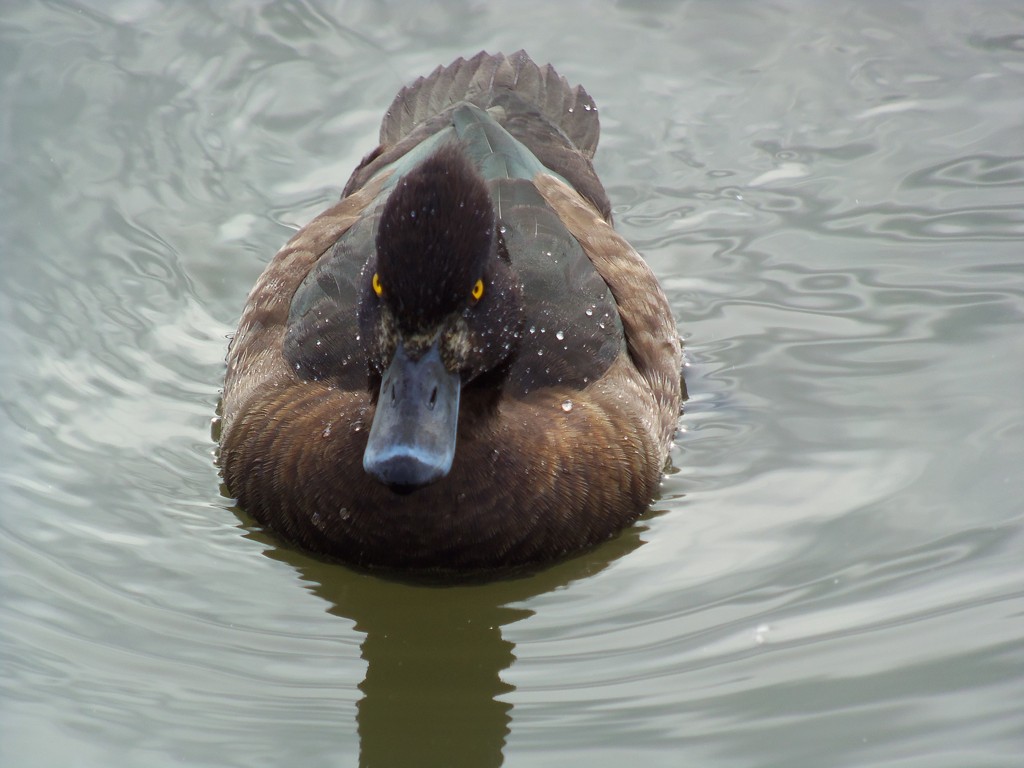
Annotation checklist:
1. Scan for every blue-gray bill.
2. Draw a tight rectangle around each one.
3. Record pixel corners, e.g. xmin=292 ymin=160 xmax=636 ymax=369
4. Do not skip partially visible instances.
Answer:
xmin=363 ymin=339 xmax=461 ymax=491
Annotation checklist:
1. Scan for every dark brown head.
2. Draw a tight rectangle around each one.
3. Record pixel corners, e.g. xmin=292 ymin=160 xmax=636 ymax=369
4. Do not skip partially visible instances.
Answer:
xmin=373 ymin=144 xmax=495 ymax=332
xmin=358 ymin=144 xmax=522 ymax=490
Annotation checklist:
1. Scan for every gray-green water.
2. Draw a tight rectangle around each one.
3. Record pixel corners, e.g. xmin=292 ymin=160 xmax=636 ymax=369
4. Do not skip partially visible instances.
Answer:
xmin=2 ymin=2 xmax=1023 ymax=766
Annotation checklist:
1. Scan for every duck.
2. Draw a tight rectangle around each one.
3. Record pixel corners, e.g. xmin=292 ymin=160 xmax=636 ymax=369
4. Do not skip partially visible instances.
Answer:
xmin=219 ymin=51 xmax=683 ymax=575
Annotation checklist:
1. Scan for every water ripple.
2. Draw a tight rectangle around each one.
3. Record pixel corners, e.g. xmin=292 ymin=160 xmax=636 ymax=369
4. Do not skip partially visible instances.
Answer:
xmin=3 ymin=2 xmax=1024 ymax=766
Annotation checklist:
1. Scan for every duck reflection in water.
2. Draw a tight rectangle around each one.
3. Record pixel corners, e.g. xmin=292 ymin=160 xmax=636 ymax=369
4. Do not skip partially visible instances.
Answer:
xmin=253 ymin=522 xmax=646 ymax=767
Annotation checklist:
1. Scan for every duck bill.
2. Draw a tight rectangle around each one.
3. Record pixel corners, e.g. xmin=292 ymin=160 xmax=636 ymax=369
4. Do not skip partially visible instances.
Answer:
xmin=363 ymin=338 xmax=461 ymax=490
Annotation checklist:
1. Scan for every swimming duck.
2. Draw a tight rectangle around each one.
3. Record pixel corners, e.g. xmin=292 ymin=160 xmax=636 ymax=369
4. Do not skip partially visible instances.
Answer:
xmin=219 ymin=51 xmax=683 ymax=575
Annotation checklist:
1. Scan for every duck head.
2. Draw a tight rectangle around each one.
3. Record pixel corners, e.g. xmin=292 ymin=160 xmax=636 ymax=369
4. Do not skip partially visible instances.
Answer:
xmin=358 ymin=144 xmax=522 ymax=491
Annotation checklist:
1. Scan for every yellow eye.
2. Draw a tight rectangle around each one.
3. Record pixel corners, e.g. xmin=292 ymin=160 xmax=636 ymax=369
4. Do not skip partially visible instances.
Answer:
xmin=372 ymin=272 xmax=383 ymax=297
xmin=471 ymin=278 xmax=485 ymax=302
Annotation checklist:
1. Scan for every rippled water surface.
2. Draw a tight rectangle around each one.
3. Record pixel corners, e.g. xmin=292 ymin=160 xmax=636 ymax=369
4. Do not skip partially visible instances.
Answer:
xmin=3 ymin=2 xmax=1023 ymax=766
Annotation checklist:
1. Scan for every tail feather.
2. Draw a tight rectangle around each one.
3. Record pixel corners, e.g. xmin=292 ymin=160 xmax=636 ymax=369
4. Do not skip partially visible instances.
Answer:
xmin=380 ymin=50 xmax=600 ymax=159
xmin=344 ymin=51 xmax=610 ymax=221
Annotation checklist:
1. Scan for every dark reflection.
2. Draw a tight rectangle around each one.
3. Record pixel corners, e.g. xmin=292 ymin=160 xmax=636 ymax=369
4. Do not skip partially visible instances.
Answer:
xmin=244 ymin=511 xmax=646 ymax=767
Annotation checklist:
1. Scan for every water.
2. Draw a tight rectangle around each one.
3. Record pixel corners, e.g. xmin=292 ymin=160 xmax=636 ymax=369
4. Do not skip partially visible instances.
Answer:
xmin=2 ymin=2 xmax=1023 ymax=766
